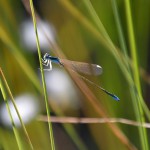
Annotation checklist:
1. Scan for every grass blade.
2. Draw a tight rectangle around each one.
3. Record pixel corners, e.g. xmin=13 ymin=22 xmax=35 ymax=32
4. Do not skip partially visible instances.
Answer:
xmin=0 ymin=67 xmax=33 ymax=150
xmin=124 ymin=1 xmax=149 ymax=149
xmin=29 ymin=0 xmax=55 ymax=149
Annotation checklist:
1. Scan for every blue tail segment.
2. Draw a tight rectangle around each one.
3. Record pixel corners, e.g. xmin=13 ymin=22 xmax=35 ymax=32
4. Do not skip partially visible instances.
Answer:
xmin=102 ymin=89 xmax=120 ymax=101
xmin=108 ymin=93 xmax=120 ymax=101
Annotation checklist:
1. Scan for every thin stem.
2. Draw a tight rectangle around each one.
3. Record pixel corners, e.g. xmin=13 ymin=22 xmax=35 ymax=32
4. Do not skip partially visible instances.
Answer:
xmin=125 ymin=1 xmax=149 ymax=150
xmin=38 ymin=116 xmax=150 ymax=128
xmin=29 ymin=0 xmax=55 ymax=149
xmin=0 ymin=67 xmax=33 ymax=150
xmin=0 ymin=76 xmax=23 ymax=150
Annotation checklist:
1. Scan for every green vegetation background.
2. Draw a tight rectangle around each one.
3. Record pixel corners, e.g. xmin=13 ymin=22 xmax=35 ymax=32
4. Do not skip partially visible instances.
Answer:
xmin=0 ymin=0 xmax=150 ymax=150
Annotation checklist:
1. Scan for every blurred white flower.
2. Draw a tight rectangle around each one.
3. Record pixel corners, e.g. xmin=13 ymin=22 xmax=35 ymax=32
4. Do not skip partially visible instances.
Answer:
xmin=20 ymin=19 xmax=56 ymax=51
xmin=0 ymin=93 xmax=40 ymax=128
xmin=44 ymin=68 xmax=81 ymax=110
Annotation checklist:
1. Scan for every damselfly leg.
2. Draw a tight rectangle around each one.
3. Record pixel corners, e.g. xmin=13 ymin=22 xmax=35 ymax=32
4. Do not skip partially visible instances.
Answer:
xmin=42 ymin=58 xmax=52 ymax=71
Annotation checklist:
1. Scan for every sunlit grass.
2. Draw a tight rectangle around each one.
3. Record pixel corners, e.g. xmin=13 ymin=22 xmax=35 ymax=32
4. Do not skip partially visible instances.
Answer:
xmin=29 ymin=0 xmax=55 ymax=149
xmin=124 ymin=1 xmax=149 ymax=149
xmin=0 ymin=68 xmax=33 ymax=149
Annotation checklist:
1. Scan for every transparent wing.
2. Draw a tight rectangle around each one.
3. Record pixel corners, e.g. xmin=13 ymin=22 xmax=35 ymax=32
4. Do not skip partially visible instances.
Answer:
xmin=60 ymin=59 xmax=103 ymax=76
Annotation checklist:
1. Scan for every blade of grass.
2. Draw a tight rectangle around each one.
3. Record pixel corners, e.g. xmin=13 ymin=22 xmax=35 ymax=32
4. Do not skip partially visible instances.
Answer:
xmin=82 ymin=1 xmax=149 ymax=149
xmin=111 ymin=1 xmax=150 ymax=148
xmin=0 ymin=67 xmax=33 ymax=150
xmin=81 ymin=0 xmax=135 ymax=107
xmin=29 ymin=0 xmax=55 ymax=149
xmin=82 ymin=0 xmax=118 ymax=48
xmin=0 ymin=75 xmax=23 ymax=150
xmin=58 ymin=0 xmax=134 ymax=93
xmin=58 ymin=0 xmax=150 ymax=121
xmin=124 ymin=1 xmax=149 ymax=150
xmin=81 ymin=0 xmax=137 ymax=91
xmin=0 ymin=26 xmax=43 ymax=95
xmin=111 ymin=0 xmax=129 ymax=68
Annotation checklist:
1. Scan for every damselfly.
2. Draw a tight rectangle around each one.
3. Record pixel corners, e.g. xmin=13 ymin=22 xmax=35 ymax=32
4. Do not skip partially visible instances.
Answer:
xmin=41 ymin=53 xmax=120 ymax=101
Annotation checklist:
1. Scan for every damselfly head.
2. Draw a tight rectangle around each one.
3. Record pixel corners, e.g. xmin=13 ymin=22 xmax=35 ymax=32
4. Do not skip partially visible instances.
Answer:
xmin=43 ymin=53 xmax=49 ymax=61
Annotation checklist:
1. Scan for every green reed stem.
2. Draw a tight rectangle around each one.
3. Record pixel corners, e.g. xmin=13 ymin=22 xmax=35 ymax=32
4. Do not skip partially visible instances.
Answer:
xmin=29 ymin=0 xmax=55 ymax=149
xmin=0 ymin=68 xmax=33 ymax=150
xmin=124 ymin=1 xmax=149 ymax=150
xmin=0 ymin=77 xmax=23 ymax=150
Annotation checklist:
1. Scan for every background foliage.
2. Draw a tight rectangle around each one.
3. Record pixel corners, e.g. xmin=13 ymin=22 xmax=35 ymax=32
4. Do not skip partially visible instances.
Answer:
xmin=0 ymin=0 xmax=150 ymax=150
